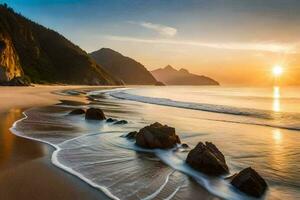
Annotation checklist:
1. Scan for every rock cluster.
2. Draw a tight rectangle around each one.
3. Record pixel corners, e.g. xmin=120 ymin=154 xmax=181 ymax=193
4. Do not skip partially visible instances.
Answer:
xmin=124 ymin=122 xmax=268 ymax=197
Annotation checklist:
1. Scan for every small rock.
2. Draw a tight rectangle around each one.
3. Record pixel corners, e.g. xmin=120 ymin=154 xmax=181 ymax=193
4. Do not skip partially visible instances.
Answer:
xmin=231 ymin=167 xmax=267 ymax=197
xmin=106 ymin=118 xmax=117 ymax=123
xmin=186 ymin=142 xmax=229 ymax=176
xmin=114 ymin=120 xmax=128 ymax=125
xmin=85 ymin=108 xmax=106 ymax=120
xmin=181 ymin=143 xmax=189 ymax=148
xmin=69 ymin=109 xmax=85 ymax=115
xmin=126 ymin=131 xmax=138 ymax=139
xmin=136 ymin=122 xmax=181 ymax=149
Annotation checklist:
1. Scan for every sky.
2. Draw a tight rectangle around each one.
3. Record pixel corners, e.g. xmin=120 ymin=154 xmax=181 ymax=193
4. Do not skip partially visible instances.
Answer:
xmin=3 ymin=0 xmax=300 ymax=85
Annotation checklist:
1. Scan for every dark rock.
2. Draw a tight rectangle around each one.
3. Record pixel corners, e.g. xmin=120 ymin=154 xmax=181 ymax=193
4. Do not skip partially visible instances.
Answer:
xmin=85 ymin=108 xmax=106 ymax=120
xmin=113 ymin=120 xmax=128 ymax=125
xmin=126 ymin=131 xmax=138 ymax=139
xmin=106 ymin=118 xmax=117 ymax=123
xmin=231 ymin=167 xmax=267 ymax=197
xmin=186 ymin=142 xmax=229 ymax=176
xmin=0 ymin=76 xmax=31 ymax=86
xmin=136 ymin=122 xmax=181 ymax=149
xmin=181 ymin=143 xmax=189 ymax=148
xmin=69 ymin=109 xmax=85 ymax=115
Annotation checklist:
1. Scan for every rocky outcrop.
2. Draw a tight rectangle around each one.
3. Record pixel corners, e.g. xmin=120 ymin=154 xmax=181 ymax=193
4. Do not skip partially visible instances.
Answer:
xmin=85 ymin=108 xmax=106 ymax=120
xmin=186 ymin=142 xmax=229 ymax=176
xmin=151 ymin=65 xmax=219 ymax=86
xmin=0 ymin=33 xmax=23 ymax=82
xmin=231 ymin=167 xmax=267 ymax=197
xmin=136 ymin=122 xmax=181 ymax=149
xmin=90 ymin=48 xmax=157 ymax=85
xmin=69 ymin=109 xmax=85 ymax=115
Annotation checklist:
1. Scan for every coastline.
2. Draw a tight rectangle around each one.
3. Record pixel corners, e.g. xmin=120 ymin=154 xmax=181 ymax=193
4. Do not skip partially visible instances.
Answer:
xmin=0 ymin=85 xmax=113 ymax=200
xmin=3 ymin=85 xmax=297 ymax=199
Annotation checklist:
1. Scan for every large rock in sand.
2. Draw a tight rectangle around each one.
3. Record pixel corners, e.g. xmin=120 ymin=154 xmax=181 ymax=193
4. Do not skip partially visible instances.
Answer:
xmin=85 ymin=108 xmax=106 ymax=120
xmin=186 ymin=142 xmax=229 ymax=176
xmin=136 ymin=122 xmax=180 ymax=149
xmin=231 ymin=167 xmax=267 ymax=197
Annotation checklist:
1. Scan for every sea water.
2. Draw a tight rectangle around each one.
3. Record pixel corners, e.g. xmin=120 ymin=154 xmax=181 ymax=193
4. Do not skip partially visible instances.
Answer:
xmin=11 ymin=86 xmax=300 ymax=200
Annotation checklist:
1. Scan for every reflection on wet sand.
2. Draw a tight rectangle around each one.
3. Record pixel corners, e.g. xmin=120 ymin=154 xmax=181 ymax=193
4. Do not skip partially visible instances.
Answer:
xmin=0 ymin=108 xmax=51 ymax=171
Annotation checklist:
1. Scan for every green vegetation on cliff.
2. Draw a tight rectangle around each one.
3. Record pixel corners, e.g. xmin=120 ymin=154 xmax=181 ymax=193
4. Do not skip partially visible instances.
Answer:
xmin=0 ymin=4 xmax=121 ymax=85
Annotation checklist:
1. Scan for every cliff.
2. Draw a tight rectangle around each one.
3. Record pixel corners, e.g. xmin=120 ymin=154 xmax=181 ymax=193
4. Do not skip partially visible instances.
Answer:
xmin=90 ymin=48 xmax=157 ymax=85
xmin=0 ymin=4 xmax=121 ymax=85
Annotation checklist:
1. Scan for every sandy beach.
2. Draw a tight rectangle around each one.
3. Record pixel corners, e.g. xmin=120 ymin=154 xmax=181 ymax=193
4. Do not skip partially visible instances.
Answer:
xmin=1 ymin=85 xmax=299 ymax=200
xmin=0 ymin=85 xmax=113 ymax=200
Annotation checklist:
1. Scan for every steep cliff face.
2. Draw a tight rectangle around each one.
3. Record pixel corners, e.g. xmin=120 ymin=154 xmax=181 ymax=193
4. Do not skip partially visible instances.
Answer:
xmin=0 ymin=5 xmax=121 ymax=85
xmin=0 ymin=33 xmax=23 ymax=81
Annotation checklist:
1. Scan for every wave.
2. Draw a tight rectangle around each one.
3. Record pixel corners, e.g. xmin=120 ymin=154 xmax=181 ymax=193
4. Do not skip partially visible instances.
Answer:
xmin=110 ymin=91 xmax=300 ymax=131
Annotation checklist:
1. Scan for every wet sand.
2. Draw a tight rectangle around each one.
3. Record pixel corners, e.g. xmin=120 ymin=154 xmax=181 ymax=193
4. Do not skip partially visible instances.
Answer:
xmin=0 ymin=85 xmax=112 ymax=200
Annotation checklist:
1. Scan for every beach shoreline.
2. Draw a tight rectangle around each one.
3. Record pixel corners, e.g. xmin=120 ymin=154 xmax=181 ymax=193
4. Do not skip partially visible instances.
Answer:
xmin=0 ymin=85 xmax=113 ymax=200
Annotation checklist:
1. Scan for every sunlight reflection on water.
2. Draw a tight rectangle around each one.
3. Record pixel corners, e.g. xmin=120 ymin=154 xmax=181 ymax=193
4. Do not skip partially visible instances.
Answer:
xmin=272 ymin=86 xmax=280 ymax=112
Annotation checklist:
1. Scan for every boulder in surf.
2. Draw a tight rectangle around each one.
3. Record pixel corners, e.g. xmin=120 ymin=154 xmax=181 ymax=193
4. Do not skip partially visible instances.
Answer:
xmin=85 ymin=108 xmax=106 ymax=120
xmin=136 ymin=122 xmax=181 ymax=149
xmin=231 ymin=167 xmax=267 ymax=197
xmin=186 ymin=142 xmax=229 ymax=176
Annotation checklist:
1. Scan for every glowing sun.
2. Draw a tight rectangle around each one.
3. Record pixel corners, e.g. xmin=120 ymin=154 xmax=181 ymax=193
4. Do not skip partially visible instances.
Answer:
xmin=273 ymin=65 xmax=283 ymax=77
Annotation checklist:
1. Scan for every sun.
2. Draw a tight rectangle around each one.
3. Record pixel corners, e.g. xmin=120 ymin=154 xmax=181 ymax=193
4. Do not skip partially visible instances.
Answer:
xmin=272 ymin=65 xmax=283 ymax=77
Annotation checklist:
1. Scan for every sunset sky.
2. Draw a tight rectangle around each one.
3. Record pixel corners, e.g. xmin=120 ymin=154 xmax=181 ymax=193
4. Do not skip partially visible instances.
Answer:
xmin=5 ymin=0 xmax=300 ymax=85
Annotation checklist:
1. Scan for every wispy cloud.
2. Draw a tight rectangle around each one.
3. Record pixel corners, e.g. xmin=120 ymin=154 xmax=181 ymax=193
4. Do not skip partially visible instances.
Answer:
xmin=129 ymin=21 xmax=177 ymax=37
xmin=105 ymin=35 xmax=297 ymax=53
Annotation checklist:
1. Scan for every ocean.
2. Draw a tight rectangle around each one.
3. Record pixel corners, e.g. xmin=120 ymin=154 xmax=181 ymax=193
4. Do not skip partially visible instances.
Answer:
xmin=11 ymin=86 xmax=300 ymax=200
